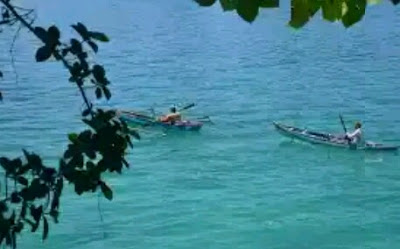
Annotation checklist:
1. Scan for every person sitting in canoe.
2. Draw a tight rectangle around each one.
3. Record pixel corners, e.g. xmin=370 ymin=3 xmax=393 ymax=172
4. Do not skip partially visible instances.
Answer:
xmin=158 ymin=106 xmax=182 ymax=124
xmin=345 ymin=121 xmax=363 ymax=145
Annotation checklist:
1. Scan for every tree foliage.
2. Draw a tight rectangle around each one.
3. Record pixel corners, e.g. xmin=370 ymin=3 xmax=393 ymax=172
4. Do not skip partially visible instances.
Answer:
xmin=0 ymin=0 xmax=138 ymax=247
xmin=194 ymin=0 xmax=399 ymax=28
xmin=0 ymin=0 xmax=398 ymax=248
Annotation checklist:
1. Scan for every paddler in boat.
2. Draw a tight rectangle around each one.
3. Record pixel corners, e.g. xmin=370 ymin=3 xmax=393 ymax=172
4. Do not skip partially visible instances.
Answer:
xmin=345 ymin=121 xmax=364 ymax=146
xmin=158 ymin=106 xmax=182 ymax=124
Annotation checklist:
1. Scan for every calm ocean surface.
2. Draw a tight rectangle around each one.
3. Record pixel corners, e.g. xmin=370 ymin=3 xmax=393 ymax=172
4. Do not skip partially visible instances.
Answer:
xmin=1 ymin=0 xmax=400 ymax=248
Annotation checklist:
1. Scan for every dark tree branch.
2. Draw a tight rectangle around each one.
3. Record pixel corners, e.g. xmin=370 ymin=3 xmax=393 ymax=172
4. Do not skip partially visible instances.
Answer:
xmin=0 ymin=0 xmax=94 ymax=117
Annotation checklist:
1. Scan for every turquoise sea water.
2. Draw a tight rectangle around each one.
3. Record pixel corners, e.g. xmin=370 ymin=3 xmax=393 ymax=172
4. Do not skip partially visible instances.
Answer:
xmin=1 ymin=0 xmax=400 ymax=248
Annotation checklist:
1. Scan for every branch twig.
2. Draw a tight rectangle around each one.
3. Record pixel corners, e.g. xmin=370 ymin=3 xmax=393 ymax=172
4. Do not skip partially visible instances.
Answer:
xmin=0 ymin=0 xmax=94 ymax=117
xmin=9 ymin=22 xmax=22 ymax=85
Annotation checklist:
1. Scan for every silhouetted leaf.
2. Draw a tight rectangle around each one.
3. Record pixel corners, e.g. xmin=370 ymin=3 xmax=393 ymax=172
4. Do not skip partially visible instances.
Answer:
xmin=16 ymin=176 xmax=28 ymax=186
xmin=0 ymin=71 xmax=3 ymax=77
xmin=41 ymin=168 xmax=56 ymax=182
xmin=59 ymin=159 xmax=67 ymax=174
xmin=122 ymin=158 xmax=129 ymax=168
xmin=322 ymin=0 xmax=343 ymax=22
xmin=69 ymin=62 xmax=82 ymax=80
xmin=70 ymin=38 xmax=83 ymax=54
xmin=259 ymin=0 xmax=279 ymax=7
xmin=14 ymin=221 xmax=24 ymax=233
xmin=219 ymin=0 xmax=237 ymax=11
xmin=31 ymin=181 xmax=49 ymax=199
xmin=99 ymin=181 xmax=113 ymax=200
xmin=34 ymin=27 xmax=48 ymax=43
xmin=89 ymin=162 xmax=101 ymax=179
xmin=85 ymin=149 xmax=96 ymax=160
xmin=289 ymin=0 xmax=308 ymax=28
xmin=87 ymin=40 xmax=98 ymax=53
xmin=42 ymin=216 xmax=49 ymax=241
xmin=22 ymin=149 xmax=29 ymax=160
xmin=56 ymin=177 xmax=63 ymax=194
xmin=391 ymin=0 xmax=399 ymax=4
xmin=0 ymin=92 xmax=2 ymax=102
xmin=237 ymin=0 xmax=259 ymax=23
xmin=68 ymin=133 xmax=78 ymax=143
xmin=10 ymin=192 xmax=21 ymax=204
xmin=47 ymin=25 xmax=60 ymax=46
xmin=22 ymin=150 xmax=43 ymax=172
xmin=53 ymin=52 xmax=62 ymax=61
xmin=16 ymin=164 xmax=29 ymax=176
xmin=342 ymin=0 xmax=366 ymax=27
xmin=0 ymin=232 xmax=5 ymax=248
xmin=113 ymin=160 xmax=123 ymax=174
xmin=50 ymin=192 xmax=60 ymax=212
xmin=20 ymin=202 xmax=27 ymax=219
xmin=5 ymin=231 xmax=11 ymax=247
xmin=71 ymin=154 xmax=84 ymax=168
xmin=129 ymin=128 xmax=141 ymax=140
xmin=88 ymin=31 xmax=109 ymax=42
xmin=82 ymin=119 xmax=98 ymax=130
xmin=78 ymin=130 xmax=92 ymax=143
xmin=77 ymin=51 xmax=88 ymax=61
xmin=95 ymin=88 xmax=102 ymax=99
xmin=23 ymin=218 xmax=37 ymax=232
xmin=48 ymin=26 xmax=60 ymax=40
xmin=0 ymin=202 xmax=7 ymax=213
xmin=71 ymin=22 xmax=89 ymax=40
xmin=194 ymin=0 xmax=217 ymax=6
xmin=0 ymin=157 xmax=18 ymax=175
xmin=74 ymin=180 xmax=85 ymax=195
xmin=289 ymin=0 xmax=320 ymax=29
xmin=103 ymin=87 xmax=111 ymax=100
xmin=86 ymin=161 xmax=95 ymax=170
xmin=35 ymin=45 xmax=52 ymax=62
xmin=49 ymin=209 xmax=59 ymax=223
xmin=30 ymin=205 xmax=42 ymax=222
xmin=92 ymin=64 xmax=106 ymax=82
xmin=0 ymin=157 xmax=11 ymax=171
xmin=308 ymin=0 xmax=321 ymax=17
xmin=61 ymin=48 xmax=69 ymax=57
xmin=2 ymin=9 xmax=10 ymax=19
xmin=82 ymin=108 xmax=91 ymax=117
xmin=11 ymin=231 xmax=16 ymax=249
xmin=125 ymin=135 xmax=134 ymax=148
xmin=10 ymin=158 xmax=22 ymax=172
xmin=19 ymin=188 xmax=33 ymax=202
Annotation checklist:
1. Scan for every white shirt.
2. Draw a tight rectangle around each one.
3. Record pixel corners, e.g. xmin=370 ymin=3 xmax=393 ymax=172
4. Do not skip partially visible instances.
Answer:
xmin=347 ymin=128 xmax=363 ymax=144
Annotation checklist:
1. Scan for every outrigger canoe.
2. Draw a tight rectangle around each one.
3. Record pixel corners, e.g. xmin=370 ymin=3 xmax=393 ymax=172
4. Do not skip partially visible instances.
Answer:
xmin=119 ymin=110 xmax=203 ymax=131
xmin=273 ymin=122 xmax=399 ymax=151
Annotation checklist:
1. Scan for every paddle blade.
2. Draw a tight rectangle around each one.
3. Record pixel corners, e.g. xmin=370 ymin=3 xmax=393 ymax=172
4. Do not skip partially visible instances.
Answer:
xmin=180 ymin=103 xmax=195 ymax=111
xmin=339 ymin=114 xmax=347 ymax=133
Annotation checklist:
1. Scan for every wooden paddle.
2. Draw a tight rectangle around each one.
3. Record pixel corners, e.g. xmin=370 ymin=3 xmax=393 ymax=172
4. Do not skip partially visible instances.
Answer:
xmin=154 ymin=103 xmax=196 ymax=117
xmin=177 ymin=103 xmax=195 ymax=112
xmin=339 ymin=114 xmax=347 ymax=134
xmin=339 ymin=114 xmax=353 ymax=147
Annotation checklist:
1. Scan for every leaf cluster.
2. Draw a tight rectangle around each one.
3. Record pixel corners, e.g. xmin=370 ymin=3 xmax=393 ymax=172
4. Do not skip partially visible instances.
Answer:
xmin=194 ymin=0 xmax=399 ymax=28
xmin=0 ymin=2 xmax=138 ymax=248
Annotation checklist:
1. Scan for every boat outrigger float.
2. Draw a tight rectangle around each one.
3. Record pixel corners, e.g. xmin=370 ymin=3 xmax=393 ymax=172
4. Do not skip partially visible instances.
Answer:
xmin=273 ymin=122 xmax=399 ymax=151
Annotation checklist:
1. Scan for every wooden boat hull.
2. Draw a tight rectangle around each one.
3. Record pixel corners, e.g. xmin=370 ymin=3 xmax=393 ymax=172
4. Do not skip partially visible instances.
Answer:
xmin=273 ymin=122 xmax=399 ymax=151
